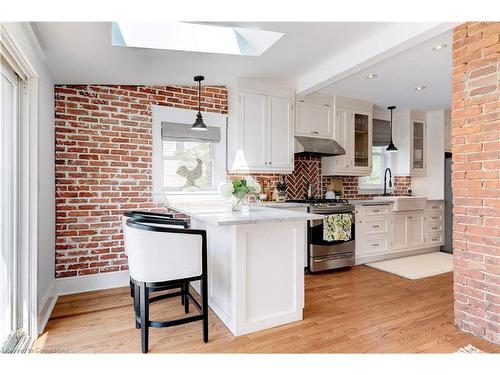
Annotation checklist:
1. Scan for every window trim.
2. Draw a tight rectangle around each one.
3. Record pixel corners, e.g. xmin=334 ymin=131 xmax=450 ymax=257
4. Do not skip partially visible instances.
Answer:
xmin=152 ymin=105 xmax=228 ymax=203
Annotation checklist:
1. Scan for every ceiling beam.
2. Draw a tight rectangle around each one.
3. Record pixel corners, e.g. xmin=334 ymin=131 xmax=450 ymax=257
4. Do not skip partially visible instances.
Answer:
xmin=297 ymin=22 xmax=458 ymax=96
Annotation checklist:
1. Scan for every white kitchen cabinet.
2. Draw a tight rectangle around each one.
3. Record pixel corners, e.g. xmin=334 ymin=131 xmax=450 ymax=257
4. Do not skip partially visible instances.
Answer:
xmin=268 ymin=96 xmax=294 ymax=169
xmin=322 ymin=97 xmax=373 ymax=177
xmin=444 ymin=116 xmax=451 ymax=153
xmin=355 ymin=204 xmax=391 ymax=263
xmin=391 ymin=213 xmax=408 ymax=250
xmin=229 ymin=89 xmax=294 ymax=173
xmin=410 ymin=112 xmax=427 ymax=177
xmin=424 ymin=200 xmax=445 ymax=247
xmin=239 ymin=92 xmax=268 ymax=169
xmin=407 ymin=213 xmax=425 ymax=247
xmin=356 ymin=202 xmax=442 ymax=265
xmin=295 ymin=96 xmax=333 ymax=138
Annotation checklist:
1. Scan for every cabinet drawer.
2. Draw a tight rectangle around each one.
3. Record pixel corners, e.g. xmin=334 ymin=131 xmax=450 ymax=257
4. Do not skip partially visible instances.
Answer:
xmin=359 ymin=205 xmax=390 ymax=217
xmin=426 ymin=202 xmax=443 ymax=212
xmin=425 ymin=213 xmax=443 ymax=222
xmin=362 ymin=237 xmax=389 ymax=255
xmin=425 ymin=222 xmax=443 ymax=233
xmin=363 ymin=218 xmax=389 ymax=235
xmin=424 ymin=234 xmax=443 ymax=245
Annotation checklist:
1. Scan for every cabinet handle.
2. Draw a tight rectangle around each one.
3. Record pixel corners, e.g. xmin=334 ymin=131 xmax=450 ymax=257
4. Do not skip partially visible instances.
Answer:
xmin=324 ymin=104 xmax=330 ymax=107
xmin=408 ymin=216 xmax=413 ymax=219
xmin=372 ymin=209 xmax=379 ymax=212
xmin=269 ymin=161 xmax=272 ymax=165
xmin=299 ymin=99 xmax=305 ymax=103
xmin=265 ymin=162 xmax=268 ymax=165
xmin=432 ymin=216 xmax=438 ymax=220
xmin=432 ymin=226 xmax=438 ymax=230
xmin=372 ymin=225 xmax=380 ymax=228
xmin=310 ymin=131 xmax=319 ymax=134
xmin=372 ymin=243 xmax=380 ymax=247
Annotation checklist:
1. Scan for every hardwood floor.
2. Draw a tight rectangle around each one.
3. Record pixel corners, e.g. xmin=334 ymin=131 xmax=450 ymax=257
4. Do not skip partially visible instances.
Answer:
xmin=33 ymin=266 xmax=500 ymax=353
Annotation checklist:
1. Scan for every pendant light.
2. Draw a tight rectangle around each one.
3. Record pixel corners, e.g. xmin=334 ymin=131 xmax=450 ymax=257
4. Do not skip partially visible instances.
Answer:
xmin=386 ymin=105 xmax=398 ymax=152
xmin=192 ymin=75 xmax=207 ymax=131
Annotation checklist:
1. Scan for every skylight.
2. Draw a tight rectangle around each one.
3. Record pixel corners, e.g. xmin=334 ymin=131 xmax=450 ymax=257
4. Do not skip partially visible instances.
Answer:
xmin=111 ymin=22 xmax=284 ymax=56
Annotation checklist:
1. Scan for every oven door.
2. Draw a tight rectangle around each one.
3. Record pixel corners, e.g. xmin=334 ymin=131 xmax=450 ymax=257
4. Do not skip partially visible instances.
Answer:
xmin=309 ymin=211 xmax=355 ymax=258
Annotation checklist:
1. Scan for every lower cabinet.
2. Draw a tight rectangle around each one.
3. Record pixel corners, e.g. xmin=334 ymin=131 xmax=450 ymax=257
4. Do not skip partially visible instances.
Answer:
xmin=356 ymin=201 xmax=444 ymax=264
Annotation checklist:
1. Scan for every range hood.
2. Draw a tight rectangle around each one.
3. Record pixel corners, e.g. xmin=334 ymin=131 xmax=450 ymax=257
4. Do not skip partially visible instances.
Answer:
xmin=294 ymin=136 xmax=346 ymax=156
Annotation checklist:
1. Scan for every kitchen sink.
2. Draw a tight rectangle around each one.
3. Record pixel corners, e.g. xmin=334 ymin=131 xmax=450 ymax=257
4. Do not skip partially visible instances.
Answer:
xmin=373 ymin=196 xmax=427 ymax=211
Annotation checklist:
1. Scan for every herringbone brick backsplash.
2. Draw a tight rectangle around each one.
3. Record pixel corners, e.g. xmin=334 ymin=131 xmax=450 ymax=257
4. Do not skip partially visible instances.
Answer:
xmin=235 ymin=155 xmax=411 ymax=200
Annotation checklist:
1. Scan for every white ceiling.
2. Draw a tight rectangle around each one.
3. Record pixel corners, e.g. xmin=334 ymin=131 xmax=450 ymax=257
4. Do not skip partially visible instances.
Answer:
xmin=33 ymin=22 xmax=452 ymax=111
xmin=33 ymin=22 xmax=391 ymax=86
xmin=319 ymin=30 xmax=452 ymax=111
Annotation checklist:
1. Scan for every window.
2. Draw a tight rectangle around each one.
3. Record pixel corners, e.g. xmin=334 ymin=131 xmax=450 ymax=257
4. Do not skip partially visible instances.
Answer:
xmin=162 ymin=140 xmax=214 ymax=191
xmin=358 ymin=146 xmax=391 ymax=192
xmin=152 ymin=105 xmax=227 ymax=202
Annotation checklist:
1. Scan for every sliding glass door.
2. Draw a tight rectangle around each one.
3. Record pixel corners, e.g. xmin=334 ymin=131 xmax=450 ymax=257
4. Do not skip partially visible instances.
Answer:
xmin=1 ymin=56 xmax=19 ymax=352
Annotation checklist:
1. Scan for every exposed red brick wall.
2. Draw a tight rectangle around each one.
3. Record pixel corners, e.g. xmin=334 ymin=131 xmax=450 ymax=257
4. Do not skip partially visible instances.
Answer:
xmin=451 ymin=22 xmax=499 ymax=344
xmin=54 ymin=85 xmax=227 ymax=278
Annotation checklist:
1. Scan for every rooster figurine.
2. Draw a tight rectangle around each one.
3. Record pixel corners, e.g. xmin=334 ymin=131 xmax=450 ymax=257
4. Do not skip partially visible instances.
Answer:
xmin=177 ymin=158 xmax=203 ymax=188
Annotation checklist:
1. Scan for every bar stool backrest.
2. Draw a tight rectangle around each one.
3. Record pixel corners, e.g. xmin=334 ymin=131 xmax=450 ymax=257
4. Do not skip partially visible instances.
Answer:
xmin=124 ymin=218 xmax=202 ymax=283
xmin=122 ymin=211 xmax=175 ymax=255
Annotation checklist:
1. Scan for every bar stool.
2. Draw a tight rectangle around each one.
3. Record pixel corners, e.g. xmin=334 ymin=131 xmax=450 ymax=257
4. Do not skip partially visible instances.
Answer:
xmin=124 ymin=216 xmax=209 ymax=353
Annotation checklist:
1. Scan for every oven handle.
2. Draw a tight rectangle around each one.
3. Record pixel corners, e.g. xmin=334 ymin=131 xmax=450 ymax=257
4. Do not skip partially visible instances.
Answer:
xmin=310 ymin=212 xmax=355 ymax=227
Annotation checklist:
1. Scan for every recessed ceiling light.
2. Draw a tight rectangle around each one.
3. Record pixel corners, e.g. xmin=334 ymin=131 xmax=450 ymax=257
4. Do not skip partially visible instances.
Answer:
xmin=366 ymin=74 xmax=378 ymax=79
xmin=415 ymin=85 xmax=426 ymax=91
xmin=432 ymin=44 xmax=447 ymax=51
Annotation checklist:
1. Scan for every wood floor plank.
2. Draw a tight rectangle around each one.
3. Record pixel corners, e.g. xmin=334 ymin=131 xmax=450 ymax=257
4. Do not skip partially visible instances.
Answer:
xmin=33 ymin=266 xmax=500 ymax=353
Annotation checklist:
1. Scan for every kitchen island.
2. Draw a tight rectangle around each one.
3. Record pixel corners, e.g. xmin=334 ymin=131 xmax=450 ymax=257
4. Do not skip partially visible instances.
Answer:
xmin=168 ymin=204 xmax=321 ymax=336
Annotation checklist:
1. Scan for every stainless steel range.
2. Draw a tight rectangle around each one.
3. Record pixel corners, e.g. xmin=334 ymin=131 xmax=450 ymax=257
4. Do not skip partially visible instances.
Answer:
xmin=288 ymin=199 xmax=355 ymax=273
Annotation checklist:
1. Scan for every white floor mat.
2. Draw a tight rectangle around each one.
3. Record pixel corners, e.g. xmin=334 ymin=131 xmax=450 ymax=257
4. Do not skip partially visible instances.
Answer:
xmin=366 ymin=252 xmax=453 ymax=280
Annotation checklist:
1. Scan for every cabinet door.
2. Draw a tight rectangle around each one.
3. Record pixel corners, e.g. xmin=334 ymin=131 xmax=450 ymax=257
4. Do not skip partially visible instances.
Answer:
xmin=392 ymin=214 xmax=408 ymax=250
xmin=351 ymin=110 xmax=371 ymax=169
xmin=296 ymin=100 xmax=333 ymax=138
xmin=322 ymin=107 xmax=349 ymax=174
xmin=268 ymin=96 xmax=293 ymax=170
xmin=411 ymin=120 xmax=426 ymax=176
xmin=240 ymin=92 xmax=267 ymax=169
xmin=407 ymin=213 xmax=425 ymax=247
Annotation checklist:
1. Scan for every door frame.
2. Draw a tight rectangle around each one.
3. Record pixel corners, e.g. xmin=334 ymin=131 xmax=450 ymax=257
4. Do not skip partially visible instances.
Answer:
xmin=1 ymin=23 xmax=39 ymax=350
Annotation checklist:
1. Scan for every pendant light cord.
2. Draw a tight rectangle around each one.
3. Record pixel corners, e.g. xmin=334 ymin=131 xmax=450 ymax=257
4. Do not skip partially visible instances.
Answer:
xmin=198 ymin=80 xmax=201 ymax=113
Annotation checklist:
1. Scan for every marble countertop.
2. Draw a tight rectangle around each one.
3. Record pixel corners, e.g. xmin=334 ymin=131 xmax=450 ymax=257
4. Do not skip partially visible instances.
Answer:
xmin=168 ymin=204 xmax=321 ymax=226
xmin=258 ymin=201 xmax=309 ymax=209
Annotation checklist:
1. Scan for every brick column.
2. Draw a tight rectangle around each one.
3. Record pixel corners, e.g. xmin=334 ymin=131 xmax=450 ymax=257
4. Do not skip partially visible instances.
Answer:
xmin=451 ymin=22 xmax=499 ymax=344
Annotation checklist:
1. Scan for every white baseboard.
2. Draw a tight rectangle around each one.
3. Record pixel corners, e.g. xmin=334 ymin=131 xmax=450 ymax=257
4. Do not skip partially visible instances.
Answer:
xmin=37 ymin=281 xmax=57 ymax=334
xmin=56 ymin=270 xmax=130 ymax=296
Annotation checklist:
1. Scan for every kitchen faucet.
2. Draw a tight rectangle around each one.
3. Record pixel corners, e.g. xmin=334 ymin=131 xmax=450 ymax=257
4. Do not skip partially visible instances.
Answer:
xmin=383 ymin=168 xmax=392 ymax=196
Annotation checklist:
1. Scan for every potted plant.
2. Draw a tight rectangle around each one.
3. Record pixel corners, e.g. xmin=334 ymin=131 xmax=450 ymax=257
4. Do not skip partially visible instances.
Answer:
xmin=219 ymin=177 xmax=261 ymax=211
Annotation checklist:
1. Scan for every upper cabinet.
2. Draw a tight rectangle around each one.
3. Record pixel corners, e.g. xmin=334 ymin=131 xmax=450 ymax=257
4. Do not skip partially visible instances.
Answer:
xmin=322 ymin=97 xmax=373 ymax=176
xmin=295 ymin=95 xmax=333 ymax=138
xmin=444 ymin=109 xmax=451 ymax=153
xmin=410 ymin=112 xmax=427 ymax=177
xmin=228 ymin=80 xmax=295 ymax=174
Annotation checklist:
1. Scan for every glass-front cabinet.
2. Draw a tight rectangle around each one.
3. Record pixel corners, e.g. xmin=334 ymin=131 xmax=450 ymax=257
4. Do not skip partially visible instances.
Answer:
xmin=353 ymin=112 xmax=370 ymax=168
xmin=411 ymin=115 xmax=426 ymax=176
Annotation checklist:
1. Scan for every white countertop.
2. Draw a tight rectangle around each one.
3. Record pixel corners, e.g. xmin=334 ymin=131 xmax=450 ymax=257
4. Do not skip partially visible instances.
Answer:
xmin=168 ymin=204 xmax=321 ymax=226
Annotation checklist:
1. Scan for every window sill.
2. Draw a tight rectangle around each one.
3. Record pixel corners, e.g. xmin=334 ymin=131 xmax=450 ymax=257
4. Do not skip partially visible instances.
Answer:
xmin=153 ymin=191 xmax=225 ymax=206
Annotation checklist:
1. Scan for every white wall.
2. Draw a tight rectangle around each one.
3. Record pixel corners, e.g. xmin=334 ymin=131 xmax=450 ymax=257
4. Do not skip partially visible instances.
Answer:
xmin=411 ymin=109 xmax=445 ymax=199
xmin=4 ymin=23 xmax=56 ymax=326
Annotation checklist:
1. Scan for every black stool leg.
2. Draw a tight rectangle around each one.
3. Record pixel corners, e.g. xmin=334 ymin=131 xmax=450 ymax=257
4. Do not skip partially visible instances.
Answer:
xmin=202 ymin=276 xmax=208 ymax=343
xmin=140 ymin=282 xmax=149 ymax=353
xmin=134 ymin=282 xmax=140 ymax=329
xmin=184 ymin=281 xmax=189 ymax=314
xmin=181 ymin=283 xmax=185 ymax=306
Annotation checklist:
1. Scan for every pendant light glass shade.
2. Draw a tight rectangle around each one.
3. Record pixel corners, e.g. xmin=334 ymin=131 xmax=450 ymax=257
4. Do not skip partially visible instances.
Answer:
xmin=386 ymin=105 xmax=398 ymax=152
xmin=192 ymin=75 xmax=207 ymax=131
